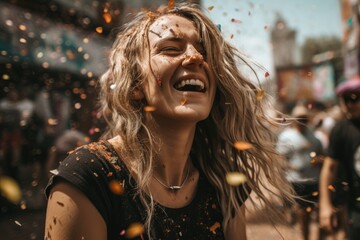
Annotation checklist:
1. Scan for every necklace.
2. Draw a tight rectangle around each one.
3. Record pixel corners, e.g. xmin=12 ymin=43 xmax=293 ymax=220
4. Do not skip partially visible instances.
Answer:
xmin=153 ymin=167 xmax=190 ymax=191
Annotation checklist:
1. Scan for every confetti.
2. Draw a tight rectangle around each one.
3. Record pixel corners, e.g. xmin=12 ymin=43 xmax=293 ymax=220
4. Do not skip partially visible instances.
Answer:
xmin=306 ymin=207 xmax=312 ymax=213
xmin=226 ymin=172 xmax=247 ymax=186
xmin=233 ymin=141 xmax=253 ymax=150
xmin=210 ymin=222 xmax=220 ymax=233
xmin=231 ymin=18 xmax=242 ymax=24
xmin=103 ymin=13 xmax=112 ymax=23
xmin=180 ymin=98 xmax=187 ymax=105
xmin=264 ymin=71 xmax=270 ymax=78
xmin=125 ymin=223 xmax=145 ymax=238
xmin=312 ymin=191 xmax=319 ymax=196
xmin=356 ymin=197 xmax=360 ymax=201
xmin=309 ymin=152 xmax=316 ymax=158
xmin=144 ymin=105 xmax=156 ymax=112
xmin=0 ymin=176 xmax=22 ymax=204
xmin=256 ymin=89 xmax=265 ymax=101
xmin=328 ymin=185 xmax=336 ymax=192
xmin=168 ymin=0 xmax=175 ymax=10
xmin=208 ymin=6 xmax=214 ymax=11
xmin=14 ymin=220 xmax=22 ymax=226
xmin=109 ymin=180 xmax=125 ymax=195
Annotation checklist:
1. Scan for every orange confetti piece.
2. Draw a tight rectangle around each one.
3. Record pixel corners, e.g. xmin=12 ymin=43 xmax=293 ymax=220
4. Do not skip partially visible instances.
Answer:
xmin=328 ymin=185 xmax=336 ymax=192
xmin=226 ymin=172 xmax=247 ymax=186
xmin=233 ymin=141 xmax=253 ymax=150
xmin=208 ymin=6 xmax=214 ymax=11
xmin=312 ymin=191 xmax=319 ymax=196
xmin=144 ymin=105 xmax=156 ymax=112
xmin=109 ymin=180 xmax=124 ymax=195
xmin=306 ymin=207 xmax=312 ymax=213
xmin=125 ymin=223 xmax=144 ymax=238
xmin=96 ymin=27 xmax=103 ymax=33
xmin=180 ymin=98 xmax=187 ymax=105
xmin=168 ymin=0 xmax=175 ymax=10
xmin=210 ymin=222 xmax=220 ymax=233
xmin=103 ymin=13 xmax=112 ymax=24
xmin=256 ymin=89 xmax=265 ymax=101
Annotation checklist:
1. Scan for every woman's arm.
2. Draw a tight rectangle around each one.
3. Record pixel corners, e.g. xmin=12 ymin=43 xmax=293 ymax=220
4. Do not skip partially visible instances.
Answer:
xmin=45 ymin=181 xmax=107 ymax=240
xmin=225 ymin=204 xmax=247 ymax=240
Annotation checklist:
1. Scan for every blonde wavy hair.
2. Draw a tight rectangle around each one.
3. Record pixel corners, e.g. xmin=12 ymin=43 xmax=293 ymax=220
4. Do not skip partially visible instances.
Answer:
xmin=99 ymin=2 xmax=294 ymax=238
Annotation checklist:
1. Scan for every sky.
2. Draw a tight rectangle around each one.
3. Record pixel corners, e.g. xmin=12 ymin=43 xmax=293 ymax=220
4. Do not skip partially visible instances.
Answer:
xmin=202 ymin=0 xmax=343 ymax=74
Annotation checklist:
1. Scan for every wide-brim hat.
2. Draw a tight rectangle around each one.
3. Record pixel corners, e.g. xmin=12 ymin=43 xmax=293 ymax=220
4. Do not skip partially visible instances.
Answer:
xmin=335 ymin=76 xmax=360 ymax=96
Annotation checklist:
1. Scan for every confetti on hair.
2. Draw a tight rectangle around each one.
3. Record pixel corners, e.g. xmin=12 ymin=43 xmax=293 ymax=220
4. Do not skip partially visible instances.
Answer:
xmin=256 ymin=89 xmax=265 ymax=101
xmin=233 ymin=141 xmax=253 ymax=150
xmin=208 ymin=6 xmax=214 ymax=11
xmin=306 ymin=207 xmax=312 ymax=213
xmin=226 ymin=172 xmax=247 ymax=186
xmin=312 ymin=191 xmax=319 ymax=197
xmin=168 ymin=0 xmax=175 ymax=10
xmin=109 ymin=180 xmax=125 ymax=195
xmin=125 ymin=223 xmax=145 ymax=238
xmin=217 ymin=24 xmax=221 ymax=31
xmin=144 ymin=105 xmax=156 ymax=112
xmin=209 ymin=222 xmax=220 ymax=233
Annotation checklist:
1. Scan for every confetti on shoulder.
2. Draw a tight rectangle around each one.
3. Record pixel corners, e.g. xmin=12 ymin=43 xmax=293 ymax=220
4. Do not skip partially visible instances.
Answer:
xmin=50 ymin=169 xmax=59 ymax=175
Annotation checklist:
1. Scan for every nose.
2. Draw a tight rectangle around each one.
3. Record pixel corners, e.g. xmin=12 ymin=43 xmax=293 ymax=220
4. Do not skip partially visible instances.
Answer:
xmin=182 ymin=46 xmax=204 ymax=67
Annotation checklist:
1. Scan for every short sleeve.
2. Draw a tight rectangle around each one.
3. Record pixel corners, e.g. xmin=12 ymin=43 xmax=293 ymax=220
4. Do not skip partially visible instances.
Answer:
xmin=45 ymin=146 xmax=119 ymax=224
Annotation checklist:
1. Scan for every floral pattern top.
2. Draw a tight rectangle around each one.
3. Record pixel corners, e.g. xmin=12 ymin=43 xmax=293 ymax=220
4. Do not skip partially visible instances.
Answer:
xmin=45 ymin=140 xmax=227 ymax=239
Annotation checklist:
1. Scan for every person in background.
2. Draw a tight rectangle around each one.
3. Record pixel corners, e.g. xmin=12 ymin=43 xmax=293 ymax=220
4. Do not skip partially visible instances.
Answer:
xmin=319 ymin=77 xmax=360 ymax=240
xmin=277 ymin=103 xmax=324 ymax=240
xmin=44 ymin=3 xmax=294 ymax=239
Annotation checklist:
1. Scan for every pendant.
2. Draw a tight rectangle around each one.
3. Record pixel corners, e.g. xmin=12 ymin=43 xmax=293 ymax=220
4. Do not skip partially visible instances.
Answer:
xmin=169 ymin=186 xmax=181 ymax=190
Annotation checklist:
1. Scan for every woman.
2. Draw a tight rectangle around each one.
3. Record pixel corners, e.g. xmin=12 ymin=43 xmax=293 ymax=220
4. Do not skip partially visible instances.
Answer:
xmin=45 ymin=2 xmax=294 ymax=239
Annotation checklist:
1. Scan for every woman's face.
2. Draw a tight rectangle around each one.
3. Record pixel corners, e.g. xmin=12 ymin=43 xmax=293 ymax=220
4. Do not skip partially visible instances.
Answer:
xmin=142 ymin=14 xmax=216 ymax=124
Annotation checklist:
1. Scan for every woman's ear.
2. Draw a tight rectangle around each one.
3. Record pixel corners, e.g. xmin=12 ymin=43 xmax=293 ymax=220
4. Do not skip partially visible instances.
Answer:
xmin=131 ymin=87 xmax=145 ymax=100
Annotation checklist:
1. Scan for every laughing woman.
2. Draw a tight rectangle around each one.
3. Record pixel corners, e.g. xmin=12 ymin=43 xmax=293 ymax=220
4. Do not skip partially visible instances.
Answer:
xmin=44 ymin=2 xmax=294 ymax=240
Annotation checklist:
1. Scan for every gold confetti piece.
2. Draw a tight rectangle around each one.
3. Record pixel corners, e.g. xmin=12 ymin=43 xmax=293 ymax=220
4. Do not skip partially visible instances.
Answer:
xmin=0 ymin=176 xmax=22 ymax=204
xmin=144 ymin=105 xmax=156 ymax=112
xmin=356 ymin=197 xmax=360 ymax=201
xmin=226 ymin=172 xmax=247 ymax=186
xmin=208 ymin=6 xmax=214 ymax=11
xmin=328 ymin=185 xmax=336 ymax=192
xmin=103 ymin=13 xmax=112 ymax=23
xmin=180 ymin=98 xmax=187 ymax=105
xmin=96 ymin=27 xmax=103 ymax=33
xmin=210 ymin=222 xmax=220 ymax=233
xmin=256 ymin=89 xmax=265 ymax=101
xmin=125 ymin=223 xmax=144 ymax=238
xmin=312 ymin=191 xmax=319 ymax=196
xmin=306 ymin=207 xmax=312 ymax=213
xmin=109 ymin=180 xmax=124 ymax=195
xmin=233 ymin=141 xmax=253 ymax=150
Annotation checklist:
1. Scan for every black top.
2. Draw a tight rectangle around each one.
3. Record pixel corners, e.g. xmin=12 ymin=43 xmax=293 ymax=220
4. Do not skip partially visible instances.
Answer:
xmin=45 ymin=140 xmax=229 ymax=239
xmin=328 ymin=118 xmax=360 ymax=209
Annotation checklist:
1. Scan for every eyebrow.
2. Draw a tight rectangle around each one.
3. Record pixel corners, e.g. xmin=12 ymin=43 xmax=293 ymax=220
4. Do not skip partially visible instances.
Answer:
xmin=153 ymin=36 xmax=184 ymax=48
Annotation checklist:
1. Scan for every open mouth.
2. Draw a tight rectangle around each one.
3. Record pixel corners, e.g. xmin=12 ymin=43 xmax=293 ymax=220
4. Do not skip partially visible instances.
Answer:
xmin=173 ymin=79 xmax=206 ymax=93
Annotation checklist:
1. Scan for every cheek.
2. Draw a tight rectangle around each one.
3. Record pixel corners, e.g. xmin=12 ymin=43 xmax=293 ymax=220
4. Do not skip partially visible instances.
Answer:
xmin=150 ymin=56 xmax=184 ymax=78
